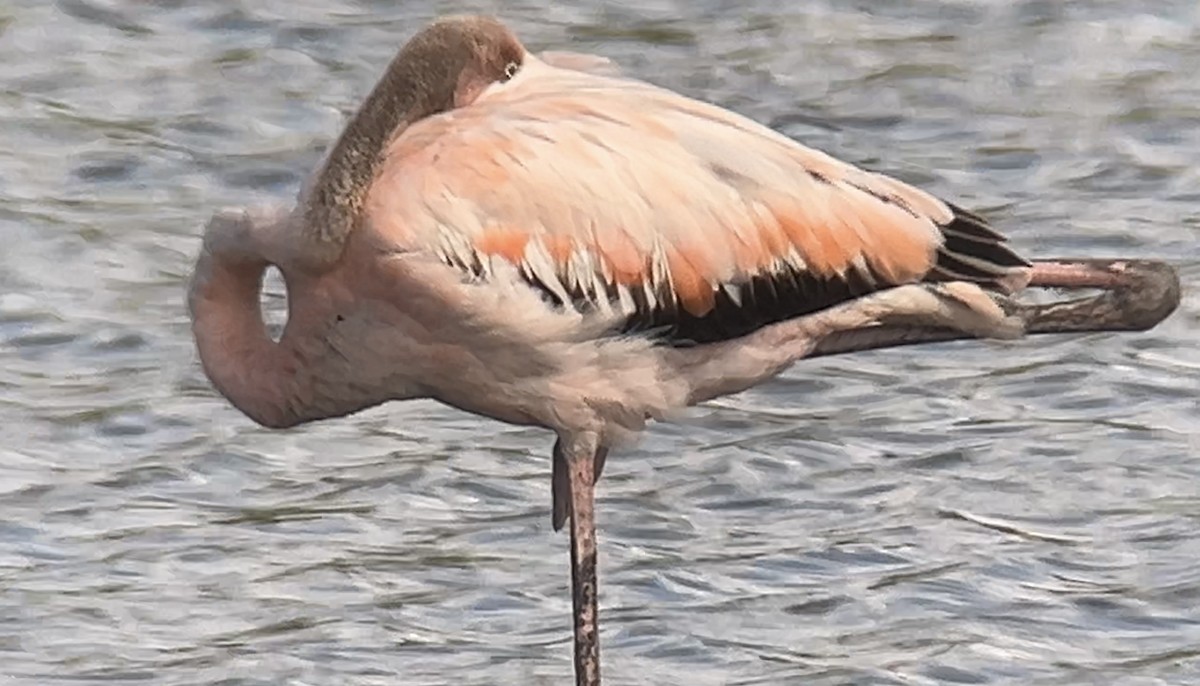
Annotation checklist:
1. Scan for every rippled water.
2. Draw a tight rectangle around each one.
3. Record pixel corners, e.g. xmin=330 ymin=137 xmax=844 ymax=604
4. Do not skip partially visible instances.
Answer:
xmin=2 ymin=1 xmax=1199 ymax=684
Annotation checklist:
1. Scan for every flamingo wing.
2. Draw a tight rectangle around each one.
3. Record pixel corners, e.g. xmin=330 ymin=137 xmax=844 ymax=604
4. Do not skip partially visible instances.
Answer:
xmin=365 ymin=54 xmax=1028 ymax=344
xmin=537 ymin=50 xmax=623 ymax=77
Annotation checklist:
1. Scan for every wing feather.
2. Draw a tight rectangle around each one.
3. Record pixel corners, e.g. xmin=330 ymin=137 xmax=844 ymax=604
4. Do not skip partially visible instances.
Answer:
xmin=364 ymin=54 xmax=1028 ymax=344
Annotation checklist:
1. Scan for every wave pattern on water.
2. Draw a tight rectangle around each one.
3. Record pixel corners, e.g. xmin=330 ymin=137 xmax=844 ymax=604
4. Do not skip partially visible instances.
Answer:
xmin=1 ymin=1 xmax=1198 ymax=684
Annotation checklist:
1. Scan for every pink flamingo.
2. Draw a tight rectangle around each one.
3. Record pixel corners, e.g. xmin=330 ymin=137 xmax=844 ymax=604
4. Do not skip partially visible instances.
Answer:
xmin=188 ymin=16 xmax=1180 ymax=686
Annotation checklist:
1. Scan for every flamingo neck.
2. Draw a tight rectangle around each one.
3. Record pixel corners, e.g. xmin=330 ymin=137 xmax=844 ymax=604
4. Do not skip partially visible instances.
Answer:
xmin=188 ymin=251 xmax=306 ymax=429
xmin=302 ymin=51 xmax=445 ymax=267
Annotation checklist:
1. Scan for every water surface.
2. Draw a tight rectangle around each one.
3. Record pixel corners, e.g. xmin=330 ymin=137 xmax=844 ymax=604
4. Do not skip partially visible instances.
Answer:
xmin=2 ymin=1 xmax=1198 ymax=684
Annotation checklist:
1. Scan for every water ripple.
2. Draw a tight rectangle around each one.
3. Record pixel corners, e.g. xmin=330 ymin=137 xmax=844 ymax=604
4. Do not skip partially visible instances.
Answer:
xmin=0 ymin=1 xmax=1197 ymax=685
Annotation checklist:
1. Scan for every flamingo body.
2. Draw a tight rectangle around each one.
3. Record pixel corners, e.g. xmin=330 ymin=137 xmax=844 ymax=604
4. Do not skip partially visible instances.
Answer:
xmin=234 ymin=50 xmax=1030 ymax=443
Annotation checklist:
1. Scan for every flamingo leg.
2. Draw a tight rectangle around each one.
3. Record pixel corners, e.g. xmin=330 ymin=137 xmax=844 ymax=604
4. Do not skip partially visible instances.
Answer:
xmin=552 ymin=444 xmax=610 ymax=532
xmin=555 ymin=433 xmax=602 ymax=686
xmin=807 ymin=259 xmax=1181 ymax=358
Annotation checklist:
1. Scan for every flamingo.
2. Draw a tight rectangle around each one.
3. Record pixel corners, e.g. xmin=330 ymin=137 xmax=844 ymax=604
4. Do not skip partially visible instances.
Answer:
xmin=187 ymin=15 xmax=1181 ymax=686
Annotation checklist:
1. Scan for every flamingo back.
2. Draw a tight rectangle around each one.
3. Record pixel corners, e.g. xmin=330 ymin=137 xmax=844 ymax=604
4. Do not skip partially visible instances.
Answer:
xmin=365 ymin=54 xmax=1028 ymax=344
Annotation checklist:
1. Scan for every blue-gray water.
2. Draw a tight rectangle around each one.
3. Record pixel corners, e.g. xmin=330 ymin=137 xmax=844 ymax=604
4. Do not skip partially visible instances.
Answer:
xmin=2 ymin=1 xmax=1199 ymax=684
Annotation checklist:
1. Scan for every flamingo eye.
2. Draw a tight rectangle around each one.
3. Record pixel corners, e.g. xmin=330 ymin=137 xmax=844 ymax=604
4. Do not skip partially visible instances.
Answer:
xmin=503 ymin=61 xmax=520 ymax=81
